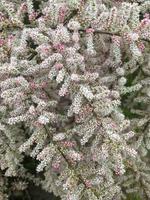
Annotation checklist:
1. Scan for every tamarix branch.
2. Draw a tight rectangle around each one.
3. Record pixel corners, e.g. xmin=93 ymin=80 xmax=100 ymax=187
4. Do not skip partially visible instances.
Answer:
xmin=0 ymin=0 xmax=150 ymax=200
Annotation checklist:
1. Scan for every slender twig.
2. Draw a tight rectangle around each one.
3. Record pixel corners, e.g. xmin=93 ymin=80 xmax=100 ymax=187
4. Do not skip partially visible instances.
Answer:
xmin=64 ymin=9 xmax=79 ymax=25
xmin=43 ymin=125 xmax=87 ymax=186
xmin=80 ymin=29 xmax=150 ymax=43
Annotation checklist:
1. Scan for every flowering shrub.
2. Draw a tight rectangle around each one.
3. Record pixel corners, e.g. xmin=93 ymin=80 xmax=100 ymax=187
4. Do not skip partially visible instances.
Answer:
xmin=0 ymin=0 xmax=150 ymax=199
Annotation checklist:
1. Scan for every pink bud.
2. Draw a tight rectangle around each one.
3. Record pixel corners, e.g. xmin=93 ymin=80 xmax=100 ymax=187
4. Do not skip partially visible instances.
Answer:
xmin=53 ymin=43 xmax=65 ymax=53
xmin=43 ymin=47 xmax=50 ymax=52
xmin=144 ymin=13 xmax=150 ymax=19
xmin=92 ymin=154 xmax=97 ymax=161
xmin=34 ymin=121 xmax=43 ymax=128
xmin=85 ymin=180 xmax=92 ymax=188
xmin=138 ymin=42 xmax=145 ymax=52
xmin=59 ymin=88 xmax=68 ymax=96
xmin=0 ymin=39 xmax=5 ymax=47
xmin=30 ymin=82 xmax=36 ymax=89
xmin=111 ymin=123 xmax=117 ymax=128
xmin=15 ymin=80 xmax=20 ymax=85
xmin=59 ymin=7 xmax=67 ymax=23
xmin=40 ymin=92 xmax=47 ymax=99
xmin=86 ymin=28 xmax=95 ymax=34
xmin=115 ymin=168 xmax=121 ymax=176
xmin=20 ymin=3 xmax=27 ymax=12
xmin=52 ymin=163 xmax=60 ymax=171
xmin=55 ymin=63 xmax=63 ymax=70
xmin=40 ymin=82 xmax=47 ymax=88
xmin=141 ymin=18 xmax=150 ymax=26
xmin=112 ymin=36 xmax=121 ymax=46
xmin=8 ymin=34 xmax=14 ymax=40
xmin=0 ymin=13 xmax=5 ymax=22
xmin=29 ymin=12 xmax=37 ymax=21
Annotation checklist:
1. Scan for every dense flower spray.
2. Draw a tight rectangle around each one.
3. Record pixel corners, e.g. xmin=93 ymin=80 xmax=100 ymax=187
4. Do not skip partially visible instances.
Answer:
xmin=0 ymin=0 xmax=150 ymax=199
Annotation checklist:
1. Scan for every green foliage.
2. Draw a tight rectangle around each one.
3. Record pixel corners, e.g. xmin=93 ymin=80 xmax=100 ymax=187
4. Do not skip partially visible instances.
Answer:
xmin=127 ymin=194 xmax=141 ymax=200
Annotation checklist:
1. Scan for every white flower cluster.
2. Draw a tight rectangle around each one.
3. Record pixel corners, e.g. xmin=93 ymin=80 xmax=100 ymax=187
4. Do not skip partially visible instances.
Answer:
xmin=0 ymin=0 xmax=150 ymax=200
xmin=36 ymin=144 xmax=56 ymax=172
